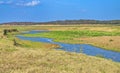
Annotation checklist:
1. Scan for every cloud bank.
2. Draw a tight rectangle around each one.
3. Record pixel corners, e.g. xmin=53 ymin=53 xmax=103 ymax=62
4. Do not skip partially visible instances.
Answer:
xmin=0 ymin=0 xmax=40 ymax=6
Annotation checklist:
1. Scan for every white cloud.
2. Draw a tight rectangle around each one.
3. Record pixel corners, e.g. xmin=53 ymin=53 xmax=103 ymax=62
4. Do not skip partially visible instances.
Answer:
xmin=16 ymin=0 xmax=40 ymax=6
xmin=24 ymin=0 xmax=40 ymax=6
xmin=0 ymin=0 xmax=41 ymax=6
xmin=0 ymin=0 xmax=13 ymax=4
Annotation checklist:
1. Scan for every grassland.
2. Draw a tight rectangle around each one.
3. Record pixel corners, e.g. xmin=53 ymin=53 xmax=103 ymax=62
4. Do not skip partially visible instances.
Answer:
xmin=0 ymin=25 xmax=120 ymax=73
xmin=24 ymin=25 xmax=120 ymax=52
xmin=1 ymin=36 xmax=120 ymax=73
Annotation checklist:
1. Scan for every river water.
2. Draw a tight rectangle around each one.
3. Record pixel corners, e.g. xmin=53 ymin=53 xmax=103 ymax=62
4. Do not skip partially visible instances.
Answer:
xmin=16 ymin=30 xmax=120 ymax=62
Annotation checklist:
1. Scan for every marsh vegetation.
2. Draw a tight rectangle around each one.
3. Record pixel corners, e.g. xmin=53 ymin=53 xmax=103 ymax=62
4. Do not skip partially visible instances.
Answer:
xmin=0 ymin=24 xmax=120 ymax=73
xmin=24 ymin=25 xmax=120 ymax=52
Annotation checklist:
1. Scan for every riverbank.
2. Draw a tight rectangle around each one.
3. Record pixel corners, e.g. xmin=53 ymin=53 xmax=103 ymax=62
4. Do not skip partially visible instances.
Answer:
xmin=1 ymin=38 xmax=120 ymax=73
xmin=1 ymin=25 xmax=120 ymax=52
xmin=0 ymin=25 xmax=120 ymax=73
xmin=24 ymin=30 xmax=120 ymax=52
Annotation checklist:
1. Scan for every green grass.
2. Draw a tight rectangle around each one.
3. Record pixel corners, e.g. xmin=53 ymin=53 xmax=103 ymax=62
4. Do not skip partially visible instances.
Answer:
xmin=24 ymin=30 xmax=120 ymax=52
xmin=1 ymin=25 xmax=120 ymax=73
xmin=15 ymin=38 xmax=59 ymax=49
xmin=24 ymin=30 xmax=120 ymax=42
xmin=1 ymin=41 xmax=120 ymax=73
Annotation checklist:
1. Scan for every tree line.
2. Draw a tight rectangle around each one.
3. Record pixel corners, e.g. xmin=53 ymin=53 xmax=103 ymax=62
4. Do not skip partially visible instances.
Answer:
xmin=1 ymin=20 xmax=120 ymax=25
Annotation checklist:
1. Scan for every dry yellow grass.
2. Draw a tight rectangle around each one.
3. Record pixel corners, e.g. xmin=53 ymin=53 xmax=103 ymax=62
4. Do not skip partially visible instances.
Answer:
xmin=35 ymin=25 xmax=120 ymax=32
xmin=0 ymin=29 xmax=3 ymax=36
xmin=0 ymin=25 xmax=120 ymax=73
xmin=74 ymin=36 xmax=120 ymax=52
xmin=0 ymin=24 xmax=120 ymax=31
xmin=1 ymin=44 xmax=120 ymax=73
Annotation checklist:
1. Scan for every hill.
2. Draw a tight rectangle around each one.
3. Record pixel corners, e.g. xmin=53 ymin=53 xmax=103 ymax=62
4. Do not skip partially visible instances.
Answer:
xmin=1 ymin=20 xmax=120 ymax=25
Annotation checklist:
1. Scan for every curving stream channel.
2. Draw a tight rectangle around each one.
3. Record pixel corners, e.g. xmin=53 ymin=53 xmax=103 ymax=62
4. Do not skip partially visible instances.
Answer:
xmin=16 ymin=30 xmax=120 ymax=62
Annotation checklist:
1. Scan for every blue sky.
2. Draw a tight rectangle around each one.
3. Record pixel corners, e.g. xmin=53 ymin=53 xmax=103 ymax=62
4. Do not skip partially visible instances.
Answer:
xmin=0 ymin=0 xmax=120 ymax=23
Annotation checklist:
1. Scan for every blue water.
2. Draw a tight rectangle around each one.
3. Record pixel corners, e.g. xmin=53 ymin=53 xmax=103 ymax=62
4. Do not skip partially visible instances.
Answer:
xmin=17 ymin=30 xmax=120 ymax=62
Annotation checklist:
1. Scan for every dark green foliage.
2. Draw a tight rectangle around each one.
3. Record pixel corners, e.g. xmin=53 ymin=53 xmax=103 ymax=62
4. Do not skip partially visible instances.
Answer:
xmin=3 ymin=29 xmax=7 ymax=35
xmin=109 ymin=39 xmax=114 ymax=42
xmin=3 ymin=29 xmax=18 ymax=36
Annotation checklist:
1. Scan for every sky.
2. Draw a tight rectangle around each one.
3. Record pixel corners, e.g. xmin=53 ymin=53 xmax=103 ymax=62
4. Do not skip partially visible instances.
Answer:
xmin=0 ymin=0 xmax=120 ymax=23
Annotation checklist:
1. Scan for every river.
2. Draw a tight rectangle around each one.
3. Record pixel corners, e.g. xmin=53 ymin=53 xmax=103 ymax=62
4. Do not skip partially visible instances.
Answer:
xmin=16 ymin=30 xmax=120 ymax=62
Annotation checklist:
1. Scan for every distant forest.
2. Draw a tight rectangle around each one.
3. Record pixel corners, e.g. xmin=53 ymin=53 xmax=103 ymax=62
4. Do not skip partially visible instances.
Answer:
xmin=1 ymin=20 xmax=120 ymax=25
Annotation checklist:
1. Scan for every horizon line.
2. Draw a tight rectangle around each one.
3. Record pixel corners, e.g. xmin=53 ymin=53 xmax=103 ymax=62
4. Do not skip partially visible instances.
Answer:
xmin=1 ymin=19 xmax=120 ymax=24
